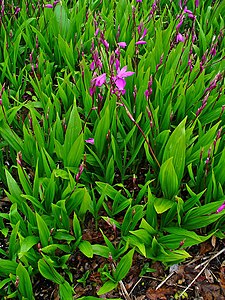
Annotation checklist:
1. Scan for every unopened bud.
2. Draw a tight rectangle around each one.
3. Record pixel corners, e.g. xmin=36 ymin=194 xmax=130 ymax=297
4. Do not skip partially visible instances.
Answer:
xmin=16 ymin=151 xmax=22 ymax=166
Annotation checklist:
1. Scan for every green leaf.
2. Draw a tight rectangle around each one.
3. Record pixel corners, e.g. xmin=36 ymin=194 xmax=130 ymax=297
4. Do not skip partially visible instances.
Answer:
xmin=16 ymin=263 xmax=34 ymax=300
xmin=59 ymin=281 xmax=73 ymax=300
xmin=105 ymin=155 xmax=115 ymax=185
xmin=92 ymin=244 xmax=111 ymax=258
xmin=78 ymin=240 xmax=93 ymax=258
xmin=73 ymin=212 xmax=81 ymax=239
xmin=5 ymin=169 xmax=23 ymax=204
xmin=64 ymin=100 xmax=82 ymax=155
xmin=41 ymin=244 xmax=71 ymax=254
xmin=159 ymin=157 xmax=179 ymax=199
xmin=154 ymin=197 xmax=174 ymax=214
xmin=94 ymin=105 xmax=111 ymax=157
xmin=18 ymin=236 xmax=39 ymax=259
xmin=0 ymin=259 xmax=18 ymax=276
xmin=114 ymin=249 xmax=134 ymax=282
xmin=97 ymin=280 xmax=118 ymax=296
xmin=38 ymin=258 xmax=65 ymax=284
xmin=36 ymin=213 xmax=50 ymax=247
xmin=9 ymin=221 xmax=20 ymax=260
xmin=162 ymin=117 xmax=186 ymax=183
xmin=54 ymin=3 xmax=70 ymax=38
xmin=17 ymin=164 xmax=33 ymax=196
xmin=0 ymin=278 xmax=12 ymax=290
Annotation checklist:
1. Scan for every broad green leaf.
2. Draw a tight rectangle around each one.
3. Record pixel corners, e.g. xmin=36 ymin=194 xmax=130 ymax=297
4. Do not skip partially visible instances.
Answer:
xmin=159 ymin=158 xmax=179 ymax=199
xmin=78 ymin=240 xmax=93 ymax=258
xmin=38 ymin=258 xmax=65 ymax=284
xmin=64 ymin=100 xmax=82 ymax=155
xmin=162 ymin=117 xmax=186 ymax=183
xmin=73 ymin=212 xmax=82 ymax=239
xmin=36 ymin=213 xmax=50 ymax=247
xmin=16 ymin=263 xmax=34 ymax=300
xmin=114 ymin=249 xmax=134 ymax=282
xmin=41 ymin=244 xmax=71 ymax=254
xmin=105 ymin=155 xmax=115 ymax=185
xmin=9 ymin=221 xmax=20 ymax=260
xmin=18 ymin=236 xmax=39 ymax=259
xmin=97 ymin=280 xmax=118 ymax=296
xmin=59 ymin=281 xmax=73 ymax=300
xmin=94 ymin=105 xmax=111 ymax=157
xmin=0 ymin=259 xmax=18 ymax=276
xmin=154 ymin=197 xmax=174 ymax=214
xmin=54 ymin=3 xmax=70 ymax=38
xmin=17 ymin=164 xmax=33 ymax=196
xmin=92 ymin=244 xmax=111 ymax=258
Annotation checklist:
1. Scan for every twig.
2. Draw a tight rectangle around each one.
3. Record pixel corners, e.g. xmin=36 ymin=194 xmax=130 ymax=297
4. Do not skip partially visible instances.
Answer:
xmin=195 ymin=248 xmax=225 ymax=270
xmin=129 ymin=277 xmax=142 ymax=296
xmin=119 ymin=279 xmax=132 ymax=300
xmin=156 ymin=271 xmax=175 ymax=290
xmin=141 ymin=275 xmax=194 ymax=290
xmin=179 ymin=248 xmax=225 ymax=298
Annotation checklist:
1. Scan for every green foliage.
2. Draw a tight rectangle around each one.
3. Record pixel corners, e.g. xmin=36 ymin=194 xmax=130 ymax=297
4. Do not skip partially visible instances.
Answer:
xmin=0 ymin=0 xmax=225 ymax=298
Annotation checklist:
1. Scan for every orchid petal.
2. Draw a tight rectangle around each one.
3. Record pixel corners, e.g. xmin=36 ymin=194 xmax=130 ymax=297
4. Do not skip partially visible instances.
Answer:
xmin=115 ymin=78 xmax=126 ymax=90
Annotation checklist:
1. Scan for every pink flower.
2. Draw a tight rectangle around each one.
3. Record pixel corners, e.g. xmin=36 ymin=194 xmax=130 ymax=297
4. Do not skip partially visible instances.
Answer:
xmin=76 ymin=164 xmax=84 ymax=182
xmin=45 ymin=4 xmax=53 ymax=8
xmin=113 ymin=66 xmax=134 ymax=91
xmin=92 ymin=73 xmax=106 ymax=87
xmin=136 ymin=40 xmax=147 ymax=45
xmin=176 ymin=15 xmax=184 ymax=30
xmin=90 ymin=61 xmax=95 ymax=71
xmin=85 ymin=138 xmax=94 ymax=145
xmin=140 ymin=28 xmax=147 ymax=40
xmin=217 ymin=201 xmax=225 ymax=213
xmin=195 ymin=0 xmax=199 ymax=7
xmin=118 ymin=42 xmax=127 ymax=48
xmin=184 ymin=7 xmax=195 ymax=19
xmin=176 ymin=33 xmax=185 ymax=43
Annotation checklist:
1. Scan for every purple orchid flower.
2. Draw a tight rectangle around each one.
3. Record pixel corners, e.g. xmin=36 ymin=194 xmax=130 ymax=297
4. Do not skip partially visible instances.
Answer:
xmin=92 ymin=73 xmax=106 ymax=87
xmin=217 ymin=201 xmax=225 ymax=213
xmin=176 ymin=15 xmax=184 ymax=30
xmin=140 ymin=28 xmax=147 ymax=40
xmin=118 ymin=42 xmax=127 ymax=48
xmin=195 ymin=0 xmax=199 ymax=8
xmin=45 ymin=4 xmax=53 ymax=8
xmin=85 ymin=138 xmax=94 ymax=145
xmin=176 ymin=33 xmax=185 ymax=43
xmin=136 ymin=40 xmax=147 ymax=45
xmin=76 ymin=163 xmax=84 ymax=182
xmin=113 ymin=66 xmax=134 ymax=91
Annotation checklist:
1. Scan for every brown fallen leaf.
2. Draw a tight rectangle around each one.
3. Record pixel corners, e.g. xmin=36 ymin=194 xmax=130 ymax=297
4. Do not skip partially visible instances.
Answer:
xmin=211 ymin=235 xmax=217 ymax=248
xmin=199 ymin=283 xmax=222 ymax=300
xmin=219 ymin=261 xmax=225 ymax=293
xmin=204 ymin=268 xmax=214 ymax=283
xmin=146 ymin=287 xmax=174 ymax=300
xmin=199 ymin=241 xmax=213 ymax=255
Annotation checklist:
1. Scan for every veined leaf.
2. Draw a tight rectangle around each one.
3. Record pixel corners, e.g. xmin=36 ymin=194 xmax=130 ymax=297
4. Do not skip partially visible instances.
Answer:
xmin=159 ymin=157 xmax=179 ymax=199
xmin=36 ymin=213 xmax=50 ymax=247
xmin=97 ymin=280 xmax=118 ymax=296
xmin=38 ymin=258 xmax=65 ymax=284
xmin=16 ymin=263 xmax=34 ymax=300
xmin=162 ymin=117 xmax=186 ymax=183
xmin=114 ymin=249 xmax=134 ymax=282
